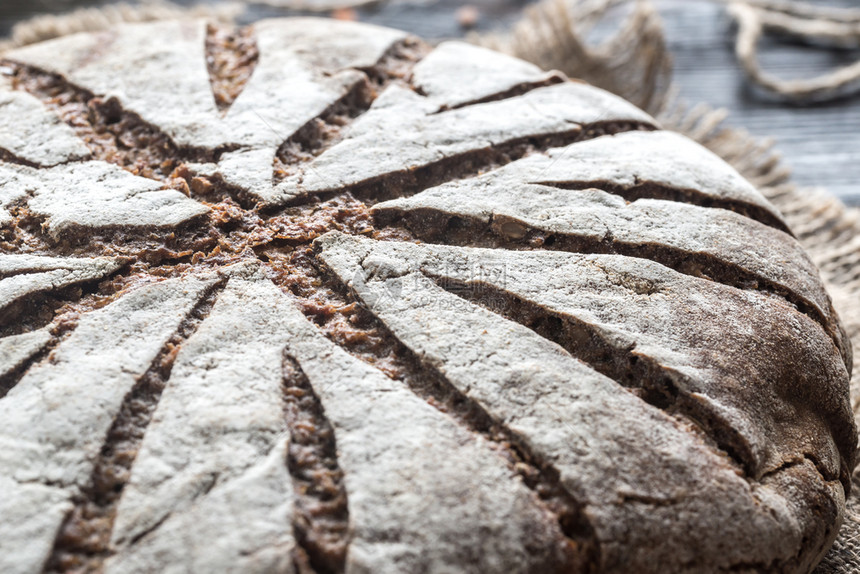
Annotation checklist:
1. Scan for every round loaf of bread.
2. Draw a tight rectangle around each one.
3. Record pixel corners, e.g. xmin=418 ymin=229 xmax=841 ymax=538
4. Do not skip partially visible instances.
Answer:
xmin=0 ymin=17 xmax=855 ymax=574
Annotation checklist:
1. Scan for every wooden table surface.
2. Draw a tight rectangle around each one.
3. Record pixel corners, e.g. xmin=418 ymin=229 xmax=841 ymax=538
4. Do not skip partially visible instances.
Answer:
xmin=2 ymin=0 xmax=859 ymax=205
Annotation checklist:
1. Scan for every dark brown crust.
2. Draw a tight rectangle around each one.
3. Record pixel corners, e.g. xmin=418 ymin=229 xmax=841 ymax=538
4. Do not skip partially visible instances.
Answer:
xmin=0 ymin=21 xmax=853 ymax=574
xmin=378 ymin=206 xmax=843 ymax=364
xmin=266 ymin=242 xmax=594 ymax=573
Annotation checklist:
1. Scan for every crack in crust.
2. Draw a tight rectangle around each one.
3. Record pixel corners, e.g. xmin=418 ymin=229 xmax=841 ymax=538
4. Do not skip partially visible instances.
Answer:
xmin=534 ymin=178 xmax=793 ymax=235
xmin=0 ymin=19 xmax=853 ymax=574
xmin=3 ymin=63 xmax=219 ymax=181
xmin=282 ymin=354 xmax=349 ymax=574
xmin=427 ymin=75 xmax=568 ymax=113
xmin=296 ymin=121 xmax=656 ymax=206
xmin=271 ymin=248 xmax=598 ymax=573
xmin=205 ymin=24 xmax=260 ymax=114
xmin=43 ymin=278 xmax=226 ymax=573
xmin=272 ymin=38 xmax=430 ymax=189
xmin=0 ymin=147 xmax=40 ymax=168
xmin=380 ymin=207 xmax=848 ymax=367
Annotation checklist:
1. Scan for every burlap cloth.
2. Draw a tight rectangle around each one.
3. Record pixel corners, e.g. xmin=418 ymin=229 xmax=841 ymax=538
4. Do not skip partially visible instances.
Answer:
xmin=3 ymin=0 xmax=859 ymax=570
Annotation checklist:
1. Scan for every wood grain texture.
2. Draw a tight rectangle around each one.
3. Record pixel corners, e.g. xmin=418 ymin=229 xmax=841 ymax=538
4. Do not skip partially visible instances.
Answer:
xmin=656 ymin=0 xmax=860 ymax=206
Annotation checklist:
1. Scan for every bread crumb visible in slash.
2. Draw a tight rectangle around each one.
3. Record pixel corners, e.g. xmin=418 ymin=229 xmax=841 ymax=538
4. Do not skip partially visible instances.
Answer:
xmin=457 ymin=5 xmax=480 ymax=29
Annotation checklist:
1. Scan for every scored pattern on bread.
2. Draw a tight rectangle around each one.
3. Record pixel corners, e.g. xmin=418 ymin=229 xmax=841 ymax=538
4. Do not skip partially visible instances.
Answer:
xmin=278 ymin=275 xmax=581 ymax=574
xmin=0 ymin=255 xmax=126 ymax=324
xmin=0 ymin=275 xmax=220 ymax=574
xmin=0 ymin=18 xmax=854 ymax=574
xmin=316 ymin=231 xmax=844 ymax=573
xmin=316 ymin=233 xmax=853 ymax=485
xmin=271 ymin=80 xmax=657 ymax=205
xmin=0 ymin=162 xmax=209 ymax=240
xmin=106 ymin=265 xmax=296 ymax=574
xmin=0 ymin=76 xmax=90 ymax=167
xmin=371 ymin=157 xmax=851 ymax=367
xmin=492 ymin=130 xmax=787 ymax=230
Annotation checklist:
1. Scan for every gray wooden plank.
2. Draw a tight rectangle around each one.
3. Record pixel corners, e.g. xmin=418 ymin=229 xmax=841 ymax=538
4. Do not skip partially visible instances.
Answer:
xmin=657 ymin=0 xmax=860 ymax=205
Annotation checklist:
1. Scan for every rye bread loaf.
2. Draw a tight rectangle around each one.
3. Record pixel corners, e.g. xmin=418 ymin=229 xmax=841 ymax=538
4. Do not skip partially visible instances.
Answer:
xmin=0 ymin=16 xmax=855 ymax=574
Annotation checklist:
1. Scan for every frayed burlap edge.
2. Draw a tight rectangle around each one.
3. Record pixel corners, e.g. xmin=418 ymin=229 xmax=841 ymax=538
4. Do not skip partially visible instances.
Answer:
xmin=3 ymin=0 xmax=860 ymax=570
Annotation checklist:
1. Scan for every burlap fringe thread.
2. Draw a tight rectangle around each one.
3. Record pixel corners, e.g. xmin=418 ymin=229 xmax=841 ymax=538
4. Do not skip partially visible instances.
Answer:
xmin=3 ymin=0 xmax=860 ymax=571
xmin=727 ymin=0 xmax=860 ymax=103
